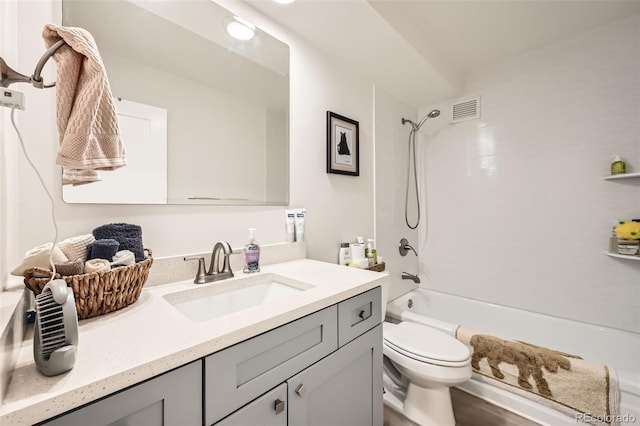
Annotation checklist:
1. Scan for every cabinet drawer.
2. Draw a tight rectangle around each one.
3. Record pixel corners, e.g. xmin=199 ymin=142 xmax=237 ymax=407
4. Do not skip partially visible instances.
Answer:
xmin=337 ymin=286 xmax=381 ymax=347
xmin=205 ymin=305 xmax=337 ymax=425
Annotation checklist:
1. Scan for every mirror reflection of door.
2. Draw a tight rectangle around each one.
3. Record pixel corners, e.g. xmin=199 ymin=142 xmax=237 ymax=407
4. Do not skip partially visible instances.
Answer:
xmin=61 ymin=0 xmax=290 ymax=206
xmin=62 ymin=99 xmax=168 ymax=204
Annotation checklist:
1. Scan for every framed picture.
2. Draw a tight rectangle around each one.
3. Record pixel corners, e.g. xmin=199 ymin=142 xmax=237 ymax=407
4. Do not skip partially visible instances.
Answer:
xmin=326 ymin=111 xmax=359 ymax=176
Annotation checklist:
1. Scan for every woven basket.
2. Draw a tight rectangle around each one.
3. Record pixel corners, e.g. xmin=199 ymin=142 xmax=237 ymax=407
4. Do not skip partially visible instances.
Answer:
xmin=366 ymin=262 xmax=385 ymax=272
xmin=23 ymin=249 xmax=153 ymax=320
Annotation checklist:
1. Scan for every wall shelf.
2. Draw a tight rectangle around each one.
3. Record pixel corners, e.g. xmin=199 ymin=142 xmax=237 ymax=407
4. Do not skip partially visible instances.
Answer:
xmin=603 ymin=172 xmax=640 ymax=180
xmin=604 ymin=251 xmax=640 ymax=261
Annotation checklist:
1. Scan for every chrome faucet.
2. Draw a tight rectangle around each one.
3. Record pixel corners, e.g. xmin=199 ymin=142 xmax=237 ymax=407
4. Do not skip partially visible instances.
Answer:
xmin=184 ymin=241 xmax=235 ymax=284
xmin=402 ymin=272 xmax=421 ymax=284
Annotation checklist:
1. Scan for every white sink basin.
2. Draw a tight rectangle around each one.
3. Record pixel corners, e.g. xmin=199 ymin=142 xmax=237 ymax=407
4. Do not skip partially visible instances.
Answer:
xmin=163 ymin=273 xmax=313 ymax=322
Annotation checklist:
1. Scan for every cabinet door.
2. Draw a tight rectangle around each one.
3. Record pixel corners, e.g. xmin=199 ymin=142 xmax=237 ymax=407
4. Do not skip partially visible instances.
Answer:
xmin=39 ymin=361 xmax=202 ymax=426
xmin=288 ymin=324 xmax=382 ymax=426
xmin=215 ymin=383 xmax=287 ymax=426
xmin=205 ymin=305 xmax=337 ymax=425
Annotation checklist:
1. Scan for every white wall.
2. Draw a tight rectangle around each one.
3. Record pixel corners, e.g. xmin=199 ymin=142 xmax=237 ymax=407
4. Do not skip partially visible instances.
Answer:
xmin=417 ymin=15 xmax=640 ymax=333
xmin=374 ymin=87 xmax=421 ymax=301
xmin=0 ymin=0 xmax=19 ymax=292
xmin=4 ymin=0 xmax=375 ymax=269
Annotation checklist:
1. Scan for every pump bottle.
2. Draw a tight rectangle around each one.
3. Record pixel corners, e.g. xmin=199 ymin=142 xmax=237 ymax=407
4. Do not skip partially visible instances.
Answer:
xmin=244 ymin=228 xmax=260 ymax=273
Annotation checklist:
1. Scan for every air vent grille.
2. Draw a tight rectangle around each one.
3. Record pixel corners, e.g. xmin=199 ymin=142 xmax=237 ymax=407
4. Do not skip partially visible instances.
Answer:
xmin=451 ymin=96 xmax=481 ymax=124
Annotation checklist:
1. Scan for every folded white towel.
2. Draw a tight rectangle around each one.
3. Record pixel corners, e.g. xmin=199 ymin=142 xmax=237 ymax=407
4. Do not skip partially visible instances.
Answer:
xmin=11 ymin=243 xmax=68 ymax=276
xmin=42 ymin=24 xmax=126 ymax=185
xmin=58 ymin=233 xmax=95 ymax=262
xmin=110 ymin=250 xmax=135 ymax=267
xmin=84 ymin=259 xmax=111 ymax=274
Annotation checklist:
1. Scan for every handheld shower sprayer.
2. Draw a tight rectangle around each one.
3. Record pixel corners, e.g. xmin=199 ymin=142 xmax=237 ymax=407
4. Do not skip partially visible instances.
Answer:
xmin=401 ymin=109 xmax=440 ymax=132
xmin=401 ymin=109 xmax=441 ymax=229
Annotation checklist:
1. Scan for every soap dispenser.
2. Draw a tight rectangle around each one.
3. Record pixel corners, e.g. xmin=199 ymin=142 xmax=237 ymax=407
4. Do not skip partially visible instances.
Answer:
xmin=243 ymin=228 xmax=260 ymax=273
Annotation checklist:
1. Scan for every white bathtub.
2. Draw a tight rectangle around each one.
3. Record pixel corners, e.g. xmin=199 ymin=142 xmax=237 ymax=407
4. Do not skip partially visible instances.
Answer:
xmin=385 ymin=289 xmax=640 ymax=426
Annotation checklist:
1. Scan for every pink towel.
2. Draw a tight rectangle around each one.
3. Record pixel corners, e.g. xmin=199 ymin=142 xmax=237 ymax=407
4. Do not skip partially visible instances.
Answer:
xmin=42 ymin=24 xmax=126 ymax=185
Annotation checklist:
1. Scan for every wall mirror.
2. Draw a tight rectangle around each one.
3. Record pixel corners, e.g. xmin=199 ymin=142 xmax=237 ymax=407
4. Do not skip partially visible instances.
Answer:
xmin=62 ymin=0 xmax=290 ymax=205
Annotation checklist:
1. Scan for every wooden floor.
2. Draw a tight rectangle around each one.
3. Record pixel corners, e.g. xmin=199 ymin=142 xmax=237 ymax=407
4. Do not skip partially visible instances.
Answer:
xmin=383 ymin=388 xmax=541 ymax=426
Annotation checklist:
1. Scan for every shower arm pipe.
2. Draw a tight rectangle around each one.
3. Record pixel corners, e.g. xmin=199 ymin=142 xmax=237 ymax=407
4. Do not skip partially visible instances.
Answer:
xmin=0 ymin=39 xmax=66 ymax=89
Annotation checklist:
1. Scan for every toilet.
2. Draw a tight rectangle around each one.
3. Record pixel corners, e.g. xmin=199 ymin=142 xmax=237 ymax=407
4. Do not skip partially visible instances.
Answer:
xmin=380 ymin=284 xmax=472 ymax=426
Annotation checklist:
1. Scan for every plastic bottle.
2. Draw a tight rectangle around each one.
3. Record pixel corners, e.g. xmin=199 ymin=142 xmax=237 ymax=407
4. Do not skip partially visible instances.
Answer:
xmin=366 ymin=239 xmax=377 ymax=266
xmin=611 ymin=155 xmax=626 ymax=175
xmin=295 ymin=209 xmax=306 ymax=242
xmin=609 ymin=226 xmax=618 ymax=254
xmin=370 ymin=239 xmax=378 ymax=264
xmin=285 ymin=210 xmax=295 ymax=243
xmin=338 ymin=243 xmax=352 ymax=266
xmin=243 ymin=228 xmax=260 ymax=273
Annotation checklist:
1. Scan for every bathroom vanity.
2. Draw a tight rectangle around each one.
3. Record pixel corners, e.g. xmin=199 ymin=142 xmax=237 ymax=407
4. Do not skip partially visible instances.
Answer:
xmin=0 ymin=259 xmax=385 ymax=426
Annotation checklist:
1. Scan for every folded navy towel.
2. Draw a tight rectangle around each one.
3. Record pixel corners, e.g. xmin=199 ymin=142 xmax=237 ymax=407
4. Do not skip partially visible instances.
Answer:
xmin=87 ymin=239 xmax=120 ymax=261
xmin=93 ymin=223 xmax=145 ymax=262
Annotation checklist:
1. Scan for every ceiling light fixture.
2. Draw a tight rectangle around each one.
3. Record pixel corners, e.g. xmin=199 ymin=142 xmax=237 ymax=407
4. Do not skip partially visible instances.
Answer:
xmin=225 ymin=16 xmax=256 ymax=41
xmin=273 ymin=0 xmax=296 ymax=4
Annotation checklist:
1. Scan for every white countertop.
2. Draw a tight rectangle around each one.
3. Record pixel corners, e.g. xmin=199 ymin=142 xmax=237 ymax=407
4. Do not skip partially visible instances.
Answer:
xmin=0 ymin=259 xmax=386 ymax=426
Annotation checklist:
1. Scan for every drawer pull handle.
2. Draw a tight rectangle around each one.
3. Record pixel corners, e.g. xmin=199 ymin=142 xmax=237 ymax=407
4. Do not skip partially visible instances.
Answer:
xmin=359 ymin=310 xmax=370 ymax=320
xmin=295 ymin=383 xmax=306 ymax=397
xmin=274 ymin=399 xmax=285 ymax=415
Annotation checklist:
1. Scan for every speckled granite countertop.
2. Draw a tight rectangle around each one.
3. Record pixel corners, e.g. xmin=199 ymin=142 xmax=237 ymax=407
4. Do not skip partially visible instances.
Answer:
xmin=0 ymin=259 xmax=386 ymax=425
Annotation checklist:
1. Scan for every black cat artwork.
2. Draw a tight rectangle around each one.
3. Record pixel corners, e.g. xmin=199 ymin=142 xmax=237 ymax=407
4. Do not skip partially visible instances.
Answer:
xmin=337 ymin=132 xmax=351 ymax=156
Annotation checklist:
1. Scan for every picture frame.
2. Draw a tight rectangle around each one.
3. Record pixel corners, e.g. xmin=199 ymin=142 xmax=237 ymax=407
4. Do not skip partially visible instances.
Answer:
xmin=326 ymin=111 xmax=359 ymax=176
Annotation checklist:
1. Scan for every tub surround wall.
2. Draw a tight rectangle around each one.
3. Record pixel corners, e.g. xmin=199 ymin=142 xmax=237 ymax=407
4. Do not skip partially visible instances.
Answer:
xmin=374 ymin=87 xmax=422 ymax=301
xmin=417 ymin=15 xmax=640 ymax=333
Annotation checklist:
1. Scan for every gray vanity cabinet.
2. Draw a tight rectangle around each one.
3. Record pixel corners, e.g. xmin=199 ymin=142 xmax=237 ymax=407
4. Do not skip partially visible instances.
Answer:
xmin=37 ymin=286 xmax=383 ymax=426
xmin=205 ymin=306 xmax=338 ymax=425
xmin=38 ymin=360 xmax=202 ymax=426
xmin=212 ymin=287 xmax=382 ymax=426
xmin=288 ymin=324 xmax=383 ymax=426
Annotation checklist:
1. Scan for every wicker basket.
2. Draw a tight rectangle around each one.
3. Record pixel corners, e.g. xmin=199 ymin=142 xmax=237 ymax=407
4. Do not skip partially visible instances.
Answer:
xmin=366 ymin=262 xmax=385 ymax=272
xmin=23 ymin=249 xmax=153 ymax=320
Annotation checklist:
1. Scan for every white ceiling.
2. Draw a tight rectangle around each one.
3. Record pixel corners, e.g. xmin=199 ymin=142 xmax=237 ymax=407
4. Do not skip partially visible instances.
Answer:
xmin=246 ymin=0 xmax=640 ymax=108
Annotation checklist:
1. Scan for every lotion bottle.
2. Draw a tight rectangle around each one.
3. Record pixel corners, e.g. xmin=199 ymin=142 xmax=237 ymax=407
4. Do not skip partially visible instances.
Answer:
xmin=338 ymin=243 xmax=352 ymax=266
xmin=243 ymin=228 xmax=260 ymax=273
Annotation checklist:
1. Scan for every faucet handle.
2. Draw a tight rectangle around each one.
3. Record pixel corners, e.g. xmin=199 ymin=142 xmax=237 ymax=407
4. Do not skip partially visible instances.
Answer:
xmin=184 ymin=256 xmax=206 ymax=284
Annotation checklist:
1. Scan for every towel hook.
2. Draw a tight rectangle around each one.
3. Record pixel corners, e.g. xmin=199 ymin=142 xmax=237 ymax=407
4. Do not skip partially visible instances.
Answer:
xmin=0 ymin=39 xmax=67 ymax=89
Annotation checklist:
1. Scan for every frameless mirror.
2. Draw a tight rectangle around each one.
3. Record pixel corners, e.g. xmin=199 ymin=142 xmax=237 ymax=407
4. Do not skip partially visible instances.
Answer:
xmin=61 ymin=0 xmax=289 ymax=205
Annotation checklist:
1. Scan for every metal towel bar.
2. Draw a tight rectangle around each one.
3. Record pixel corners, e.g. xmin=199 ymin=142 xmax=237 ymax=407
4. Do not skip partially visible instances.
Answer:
xmin=0 ymin=39 xmax=67 ymax=88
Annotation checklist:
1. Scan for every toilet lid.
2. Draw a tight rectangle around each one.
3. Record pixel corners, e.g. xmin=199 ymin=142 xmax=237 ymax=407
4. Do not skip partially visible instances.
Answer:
xmin=384 ymin=322 xmax=470 ymax=364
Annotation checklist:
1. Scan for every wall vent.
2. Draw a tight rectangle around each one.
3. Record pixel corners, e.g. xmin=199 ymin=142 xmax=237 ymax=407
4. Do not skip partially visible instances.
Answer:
xmin=451 ymin=96 xmax=481 ymax=124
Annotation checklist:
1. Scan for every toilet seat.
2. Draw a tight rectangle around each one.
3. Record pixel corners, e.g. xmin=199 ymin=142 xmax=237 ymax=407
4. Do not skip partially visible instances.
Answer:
xmin=383 ymin=322 xmax=470 ymax=367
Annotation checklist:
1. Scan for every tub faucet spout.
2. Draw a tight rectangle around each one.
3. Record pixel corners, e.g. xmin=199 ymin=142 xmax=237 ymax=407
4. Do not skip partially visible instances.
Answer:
xmin=402 ymin=272 xmax=420 ymax=284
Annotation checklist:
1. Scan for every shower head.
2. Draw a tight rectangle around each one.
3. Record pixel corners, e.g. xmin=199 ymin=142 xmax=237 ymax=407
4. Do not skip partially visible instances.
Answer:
xmin=401 ymin=109 xmax=440 ymax=132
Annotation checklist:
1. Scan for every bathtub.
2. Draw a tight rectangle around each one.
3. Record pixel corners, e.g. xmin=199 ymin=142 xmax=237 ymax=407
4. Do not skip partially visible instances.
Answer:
xmin=385 ymin=289 xmax=640 ymax=426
